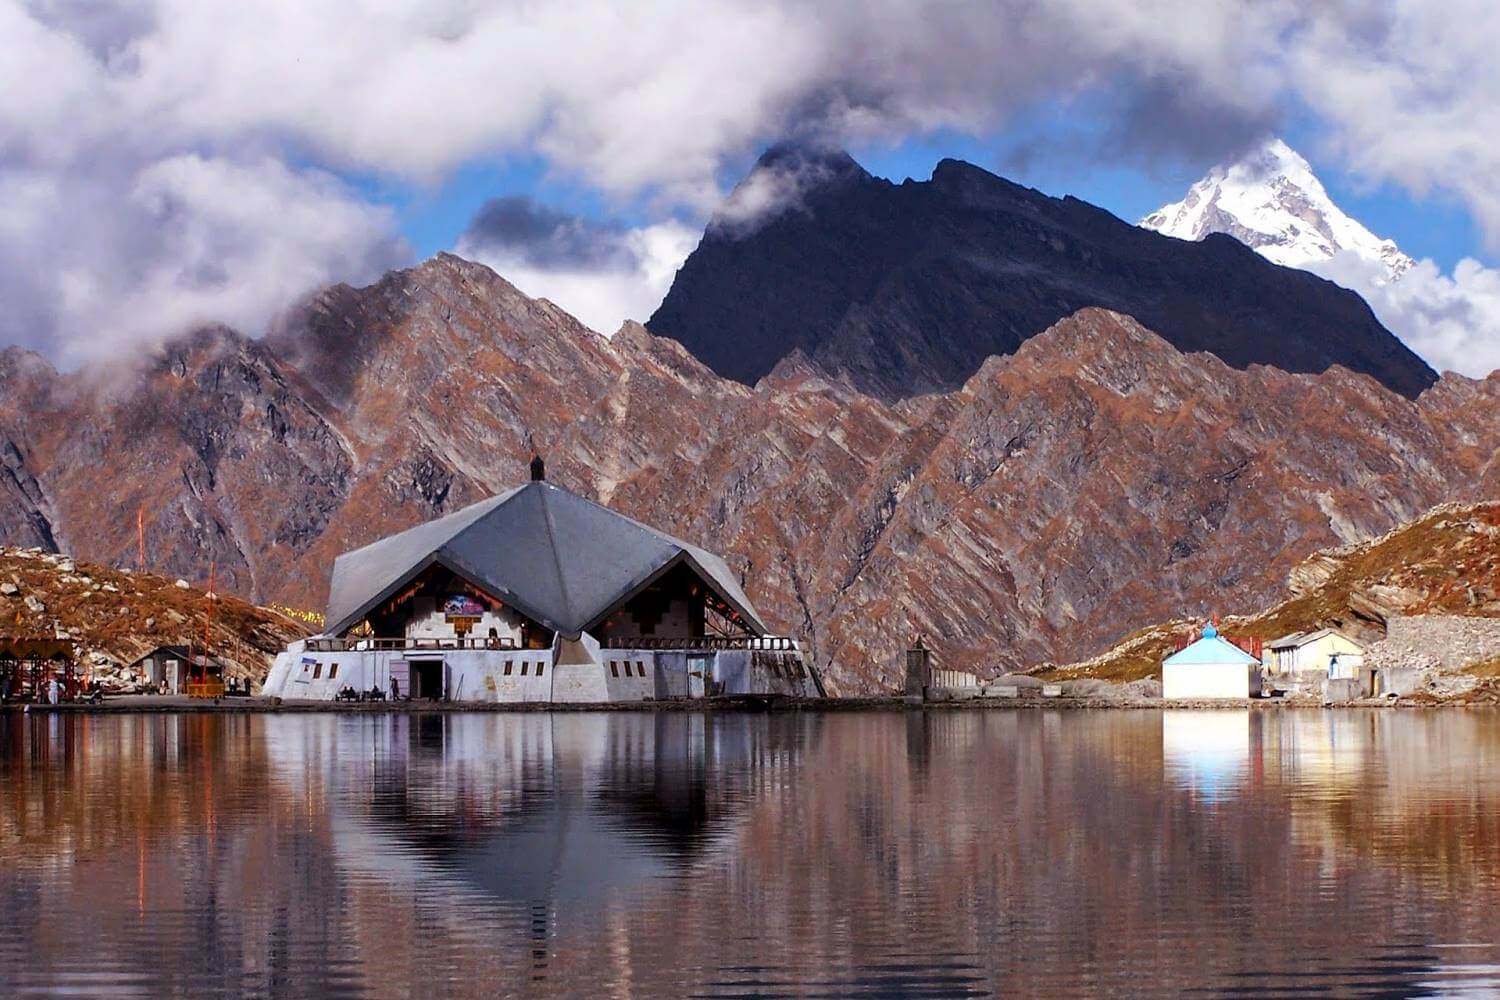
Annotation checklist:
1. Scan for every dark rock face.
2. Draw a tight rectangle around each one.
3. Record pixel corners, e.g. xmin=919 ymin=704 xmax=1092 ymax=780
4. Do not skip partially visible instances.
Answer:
xmin=649 ymin=148 xmax=1437 ymax=400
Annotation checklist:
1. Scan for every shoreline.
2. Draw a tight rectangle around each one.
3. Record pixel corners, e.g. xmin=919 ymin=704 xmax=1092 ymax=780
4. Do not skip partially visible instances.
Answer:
xmin=8 ymin=694 xmax=1498 ymax=714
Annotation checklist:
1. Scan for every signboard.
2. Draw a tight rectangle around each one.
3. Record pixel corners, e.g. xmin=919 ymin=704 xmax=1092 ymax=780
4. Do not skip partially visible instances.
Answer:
xmin=443 ymin=594 xmax=487 ymax=617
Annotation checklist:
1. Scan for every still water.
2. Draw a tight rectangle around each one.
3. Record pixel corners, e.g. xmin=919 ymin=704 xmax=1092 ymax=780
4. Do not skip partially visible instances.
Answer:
xmin=4 ymin=708 xmax=1500 ymax=998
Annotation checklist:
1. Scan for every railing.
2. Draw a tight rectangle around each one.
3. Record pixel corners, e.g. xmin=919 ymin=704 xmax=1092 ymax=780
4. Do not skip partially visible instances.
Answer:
xmin=304 ymin=636 xmax=521 ymax=653
xmin=599 ymin=635 xmax=800 ymax=651
xmin=931 ymin=668 xmax=980 ymax=688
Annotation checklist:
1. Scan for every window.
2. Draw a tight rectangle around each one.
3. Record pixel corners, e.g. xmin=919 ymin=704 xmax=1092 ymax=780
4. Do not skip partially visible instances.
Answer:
xmin=312 ymin=663 xmax=322 ymax=679
xmin=610 ymin=661 xmax=619 ymax=678
xmin=504 ymin=660 xmax=513 ymax=676
xmin=521 ymin=662 xmax=529 ymax=676
xmin=536 ymin=663 xmax=544 ymax=677
xmin=328 ymin=663 xmax=338 ymax=679
xmin=637 ymin=661 xmax=647 ymax=677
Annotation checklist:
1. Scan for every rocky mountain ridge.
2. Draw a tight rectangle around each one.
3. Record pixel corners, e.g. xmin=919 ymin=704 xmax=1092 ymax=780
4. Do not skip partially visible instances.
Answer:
xmin=649 ymin=145 xmax=1436 ymax=399
xmin=1 ymin=254 xmax=1495 ymax=693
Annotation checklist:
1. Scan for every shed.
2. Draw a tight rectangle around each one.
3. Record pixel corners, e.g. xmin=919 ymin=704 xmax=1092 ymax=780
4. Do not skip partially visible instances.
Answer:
xmin=126 ymin=645 xmax=223 ymax=694
xmin=1162 ymin=623 xmax=1262 ymax=700
xmin=1265 ymin=627 xmax=1364 ymax=676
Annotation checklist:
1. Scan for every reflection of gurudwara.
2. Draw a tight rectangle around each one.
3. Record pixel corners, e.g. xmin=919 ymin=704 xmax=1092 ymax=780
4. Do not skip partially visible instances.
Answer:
xmin=264 ymin=464 xmax=821 ymax=703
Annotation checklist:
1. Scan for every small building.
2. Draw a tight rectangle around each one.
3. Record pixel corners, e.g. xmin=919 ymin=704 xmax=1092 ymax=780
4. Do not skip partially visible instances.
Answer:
xmin=126 ymin=645 xmax=224 ymax=694
xmin=1265 ymin=628 xmax=1365 ymax=676
xmin=1161 ymin=622 xmax=1263 ymax=700
xmin=261 ymin=474 xmax=819 ymax=703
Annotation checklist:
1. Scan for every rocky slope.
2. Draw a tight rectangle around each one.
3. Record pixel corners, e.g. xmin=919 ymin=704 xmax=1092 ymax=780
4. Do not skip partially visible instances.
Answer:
xmin=648 ymin=145 xmax=1436 ymax=399
xmin=1 ymin=545 xmax=305 ymax=688
xmin=0 ymin=256 xmax=1495 ymax=694
xmin=1047 ymin=500 xmax=1500 ymax=684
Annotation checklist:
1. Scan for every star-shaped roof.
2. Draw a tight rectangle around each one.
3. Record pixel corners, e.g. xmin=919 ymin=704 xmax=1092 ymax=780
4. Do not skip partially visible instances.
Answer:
xmin=324 ymin=482 xmax=763 ymax=639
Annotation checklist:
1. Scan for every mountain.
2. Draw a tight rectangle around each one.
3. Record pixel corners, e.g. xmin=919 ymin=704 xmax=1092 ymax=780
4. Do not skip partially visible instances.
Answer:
xmin=1 ymin=255 xmax=1495 ymax=693
xmin=1141 ymin=138 xmax=1414 ymax=282
xmin=648 ymin=145 xmax=1436 ymax=400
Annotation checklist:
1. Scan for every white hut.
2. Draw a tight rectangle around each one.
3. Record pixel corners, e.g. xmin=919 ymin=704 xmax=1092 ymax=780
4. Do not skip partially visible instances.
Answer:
xmin=1161 ymin=622 xmax=1262 ymax=700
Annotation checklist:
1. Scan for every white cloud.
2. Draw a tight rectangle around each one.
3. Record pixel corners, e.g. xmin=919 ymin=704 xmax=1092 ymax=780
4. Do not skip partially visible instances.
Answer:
xmin=456 ymin=215 xmax=697 ymax=334
xmin=0 ymin=152 xmax=404 ymax=366
xmin=1313 ymin=253 xmax=1500 ymax=378
xmin=4 ymin=0 xmax=1500 ymax=358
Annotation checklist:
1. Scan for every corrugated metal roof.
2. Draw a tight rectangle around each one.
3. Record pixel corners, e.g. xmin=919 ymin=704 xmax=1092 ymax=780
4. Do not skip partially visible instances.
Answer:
xmin=1163 ymin=635 xmax=1261 ymax=667
xmin=324 ymin=482 xmax=765 ymax=639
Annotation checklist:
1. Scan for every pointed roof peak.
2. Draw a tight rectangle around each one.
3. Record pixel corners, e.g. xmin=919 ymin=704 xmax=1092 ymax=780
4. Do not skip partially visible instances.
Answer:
xmin=323 ymin=479 xmax=764 ymax=639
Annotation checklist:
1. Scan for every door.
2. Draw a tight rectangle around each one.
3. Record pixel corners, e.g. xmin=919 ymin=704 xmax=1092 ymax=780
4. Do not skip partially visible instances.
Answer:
xmin=687 ymin=654 xmax=712 ymax=698
xmin=410 ymin=659 xmax=444 ymax=700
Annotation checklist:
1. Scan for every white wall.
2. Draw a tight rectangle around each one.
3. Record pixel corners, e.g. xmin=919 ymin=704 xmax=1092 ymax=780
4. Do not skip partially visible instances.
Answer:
xmin=403 ymin=599 xmax=526 ymax=644
xmin=1292 ymin=632 xmax=1364 ymax=673
xmin=1162 ymin=661 xmax=1255 ymax=700
xmin=262 ymin=637 xmax=819 ymax=702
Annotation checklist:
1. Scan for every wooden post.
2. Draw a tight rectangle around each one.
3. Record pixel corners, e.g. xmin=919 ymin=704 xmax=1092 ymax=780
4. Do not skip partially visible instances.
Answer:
xmin=904 ymin=638 xmax=931 ymax=705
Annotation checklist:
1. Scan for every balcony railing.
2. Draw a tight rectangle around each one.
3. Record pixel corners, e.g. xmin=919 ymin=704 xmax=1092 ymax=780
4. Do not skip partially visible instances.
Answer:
xmin=305 ymin=636 xmax=521 ymax=653
xmin=599 ymin=635 xmax=800 ymax=651
xmin=304 ymin=634 xmax=800 ymax=653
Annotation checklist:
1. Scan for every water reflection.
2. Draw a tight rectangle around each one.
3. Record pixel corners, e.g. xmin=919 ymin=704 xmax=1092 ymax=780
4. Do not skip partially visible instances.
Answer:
xmin=1162 ymin=710 xmax=1252 ymax=800
xmin=3 ymin=709 xmax=1500 ymax=997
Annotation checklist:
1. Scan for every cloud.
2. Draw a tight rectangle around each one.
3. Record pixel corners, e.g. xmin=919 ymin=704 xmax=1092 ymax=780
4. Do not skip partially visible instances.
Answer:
xmin=455 ymin=200 xmax=696 ymax=333
xmin=1312 ymin=253 xmax=1500 ymax=378
xmin=0 ymin=152 xmax=405 ymax=366
xmin=3 ymin=0 xmax=1500 ymax=358
xmin=1287 ymin=1 xmax=1500 ymax=254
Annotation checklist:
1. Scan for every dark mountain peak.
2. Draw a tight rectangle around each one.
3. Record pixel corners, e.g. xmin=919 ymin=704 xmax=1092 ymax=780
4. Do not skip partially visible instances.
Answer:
xmin=649 ymin=153 xmax=1437 ymax=400
xmin=707 ymin=143 xmax=875 ymax=241
xmin=752 ymin=141 xmax=869 ymax=182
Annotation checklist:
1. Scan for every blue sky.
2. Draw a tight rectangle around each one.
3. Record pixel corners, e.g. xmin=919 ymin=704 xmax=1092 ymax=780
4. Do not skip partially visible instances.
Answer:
xmin=387 ymin=123 xmax=1486 ymax=275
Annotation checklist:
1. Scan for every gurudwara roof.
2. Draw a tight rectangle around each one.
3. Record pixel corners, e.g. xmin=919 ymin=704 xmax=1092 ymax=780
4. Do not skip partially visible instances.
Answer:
xmin=324 ymin=482 xmax=764 ymax=639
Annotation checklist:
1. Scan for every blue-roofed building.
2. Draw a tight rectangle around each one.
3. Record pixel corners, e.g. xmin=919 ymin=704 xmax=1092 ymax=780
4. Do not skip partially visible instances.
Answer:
xmin=1161 ymin=622 xmax=1263 ymax=700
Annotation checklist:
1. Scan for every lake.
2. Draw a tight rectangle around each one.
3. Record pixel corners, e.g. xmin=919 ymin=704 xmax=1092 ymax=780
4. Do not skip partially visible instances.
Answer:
xmin=3 ymin=708 xmax=1500 ymax=998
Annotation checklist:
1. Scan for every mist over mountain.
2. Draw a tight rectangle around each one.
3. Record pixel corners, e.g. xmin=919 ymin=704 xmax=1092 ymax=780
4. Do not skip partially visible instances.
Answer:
xmin=1142 ymin=138 xmax=1500 ymax=379
xmin=649 ymin=147 xmax=1438 ymax=400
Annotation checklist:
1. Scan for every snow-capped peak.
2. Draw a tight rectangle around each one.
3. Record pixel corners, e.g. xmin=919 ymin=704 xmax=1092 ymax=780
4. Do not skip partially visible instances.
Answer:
xmin=1141 ymin=138 xmax=1413 ymax=282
